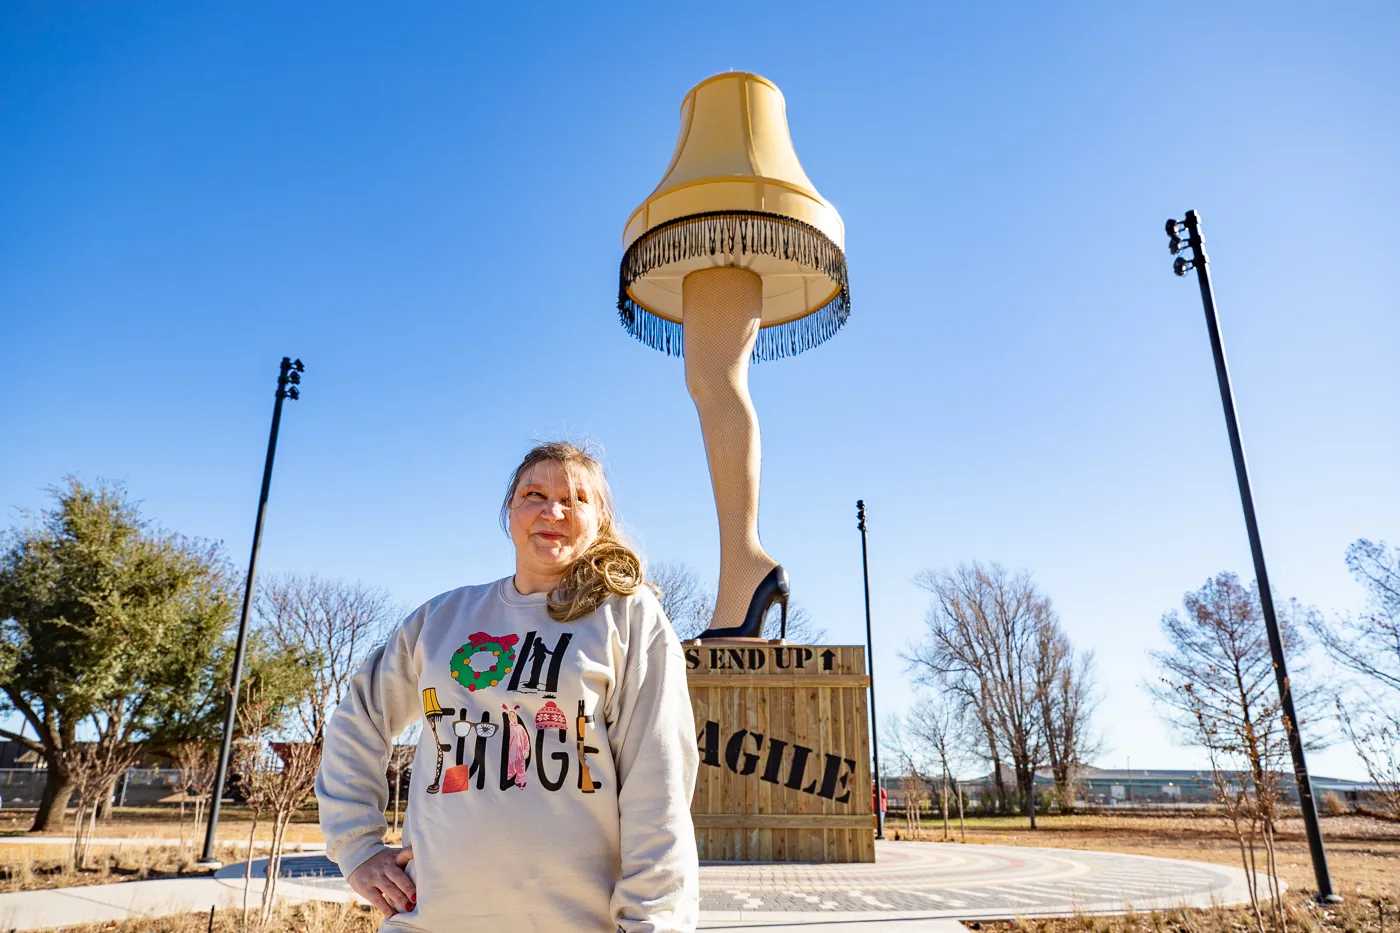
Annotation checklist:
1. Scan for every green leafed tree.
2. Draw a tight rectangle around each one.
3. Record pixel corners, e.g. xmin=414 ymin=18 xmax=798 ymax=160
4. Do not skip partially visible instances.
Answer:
xmin=0 ymin=478 xmax=303 ymax=831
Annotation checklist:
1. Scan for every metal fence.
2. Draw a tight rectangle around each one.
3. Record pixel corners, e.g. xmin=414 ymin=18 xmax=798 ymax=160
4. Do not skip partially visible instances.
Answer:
xmin=116 ymin=768 xmax=182 ymax=806
xmin=0 ymin=769 xmax=48 ymax=808
xmin=0 ymin=768 xmax=185 ymax=809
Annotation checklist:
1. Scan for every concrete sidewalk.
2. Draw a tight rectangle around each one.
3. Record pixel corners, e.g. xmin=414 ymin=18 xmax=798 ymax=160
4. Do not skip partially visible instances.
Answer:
xmin=0 ymin=850 xmax=325 ymax=932
xmin=0 ymin=876 xmax=313 ymax=932
xmin=0 ymin=839 xmax=1276 ymax=932
xmin=233 ymin=857 xmax=971 ymax=931
xmin=0 ymin=870 xmax=968 ymax=932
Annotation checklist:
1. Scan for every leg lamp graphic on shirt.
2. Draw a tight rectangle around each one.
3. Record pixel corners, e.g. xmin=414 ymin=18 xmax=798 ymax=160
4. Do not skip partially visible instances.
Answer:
xmin=450 ymin=633 xmax=519 ymax=692
xmin=422 ymin=688 xmax=452 ymax=795
xmin=502 ymin=704 xmax=531 ymax=789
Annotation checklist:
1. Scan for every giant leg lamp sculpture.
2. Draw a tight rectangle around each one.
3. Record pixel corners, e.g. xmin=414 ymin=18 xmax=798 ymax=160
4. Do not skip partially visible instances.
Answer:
xmin=618 ymin=72 xmax=851 ymax=637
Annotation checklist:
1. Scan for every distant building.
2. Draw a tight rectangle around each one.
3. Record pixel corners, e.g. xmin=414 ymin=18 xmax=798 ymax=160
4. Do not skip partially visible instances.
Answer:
xmin=0 ymin=740 xmax=44 ymax=769
xmin=880 ymin=764 xmax=1384 ymax=810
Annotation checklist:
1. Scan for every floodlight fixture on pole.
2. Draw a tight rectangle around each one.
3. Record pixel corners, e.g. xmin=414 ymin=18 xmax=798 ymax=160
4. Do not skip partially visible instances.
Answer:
xmin=856 ymin=500 xmax=884 ymax=841
xmin=1165 ymin=212 xmax=1338 ymax=903
xmin=199 ymin=356 xmax=304 ymax=866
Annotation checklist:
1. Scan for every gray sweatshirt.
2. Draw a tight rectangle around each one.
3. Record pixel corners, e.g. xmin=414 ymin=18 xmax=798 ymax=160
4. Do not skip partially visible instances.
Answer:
xmin=315 ymin=577 xmax=700 ymax=932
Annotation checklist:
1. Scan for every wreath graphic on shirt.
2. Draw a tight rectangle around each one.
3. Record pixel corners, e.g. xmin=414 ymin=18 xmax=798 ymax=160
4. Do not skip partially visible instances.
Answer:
xmin=450 ymin=632 xmax=519 ymax=692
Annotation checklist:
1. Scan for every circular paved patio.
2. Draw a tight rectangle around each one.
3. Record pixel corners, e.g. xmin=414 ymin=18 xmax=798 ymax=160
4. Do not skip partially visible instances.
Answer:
xmin=261 ymin=840 xmax=1274 ymax=922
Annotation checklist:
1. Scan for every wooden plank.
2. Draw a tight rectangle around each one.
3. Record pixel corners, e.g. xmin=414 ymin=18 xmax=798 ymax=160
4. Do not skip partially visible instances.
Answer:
xmin=724 ymin=682 xmax=738 ymax=861
xmin=755 ymin=683 xmax=772 ymax=862
xmin=704 ymin=684 xmax=720 ymax=861
xmin=793 ymin=681 xmax=812 ymax=862
xmin=744 ymin=683 xmax=758 ymax=860
xmin=691 ymin=813 xmax=875 ymax=830
xmin=774 ymin=674 xmax=793 ymax=862
xmin=807 ymin=682 xmax=822 ymax=864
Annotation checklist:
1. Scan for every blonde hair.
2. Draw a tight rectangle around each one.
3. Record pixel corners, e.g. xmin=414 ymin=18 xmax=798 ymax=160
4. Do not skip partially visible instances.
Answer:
xmin=500 ymin=441 xmax=647 ymax=622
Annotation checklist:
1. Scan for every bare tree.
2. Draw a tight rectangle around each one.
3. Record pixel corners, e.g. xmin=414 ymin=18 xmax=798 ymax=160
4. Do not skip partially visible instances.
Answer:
xmin=882 ymin=715 xmax=933 ymax=840
xmin=651 ymin=561 xmax=826 ymax=643
xmin=897 ymin=772 xmax=931 ymax=839
xmin=906 ymin=562 xmax=1061 ymax=825
xmin=1147 ymin=572 xmax=1325 ymax=798
xmin=1178 ymin=671 xmax=1291 ymax=933
xmin=69 ymin=737 xmax=140 ymax=868
xmin=758 ymin=598 xmax=824 ymax=643
xmin=233 ymin=686 xmax=321 ymax=927
xmin=649 ymin=561 xmax=711 ymax=634
xmin=172 ymin=740 xmax=217 ymax=850
xmin=889 ymin=691 xmax=978 ymax=840
xmin=233 ymin=691 xmax=273 ymax=929
xmin=1337 ymin=699 xmax=1400 ymax=819
xmin=238 ymin=575 xmax=392 ymax=922
xmin=967 ymin=687 xmax=1009 ymax=814
xmin=1311 ymin=539 xmax=1400 ymax=692
xmin=1310 ymin=539 xmax=1400 ymax=817
xmin=256 ymin=574 xmax=398 ymax=743
xmin=1037 ymin=628 xmax=1101 ymax=813
xmin=260 ymin=741 xmax=321 ymax=922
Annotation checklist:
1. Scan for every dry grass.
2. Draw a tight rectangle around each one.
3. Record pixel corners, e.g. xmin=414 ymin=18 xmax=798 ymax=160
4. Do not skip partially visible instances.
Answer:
xmin=0 ymin=805 xmax=323 ymax=894
xmin=0 ymin=806 xmax=324 ymax=843
xmin=977 ymin=894 xmax=1396 ymax=933
xmin=0 ymin=843 xmax=255 ymax=893
xmin=30 ymin=902 xmax=378 ymax=933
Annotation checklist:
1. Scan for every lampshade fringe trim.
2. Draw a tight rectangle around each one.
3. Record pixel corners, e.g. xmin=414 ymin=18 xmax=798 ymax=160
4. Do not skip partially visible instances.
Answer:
xmin=616 ymin=210 xmax=851 ymax=363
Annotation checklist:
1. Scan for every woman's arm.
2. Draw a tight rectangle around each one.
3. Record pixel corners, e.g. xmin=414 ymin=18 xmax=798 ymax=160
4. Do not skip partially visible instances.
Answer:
xmin=315 ymin=607 xmax=423 ymax=881
xmin=607 ymin=598 xmax=701 ymax=933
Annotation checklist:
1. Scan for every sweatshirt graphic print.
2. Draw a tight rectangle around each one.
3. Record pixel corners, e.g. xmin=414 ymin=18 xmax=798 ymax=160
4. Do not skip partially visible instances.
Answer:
xmin=315 ymin=579 xmax=700 ymax=933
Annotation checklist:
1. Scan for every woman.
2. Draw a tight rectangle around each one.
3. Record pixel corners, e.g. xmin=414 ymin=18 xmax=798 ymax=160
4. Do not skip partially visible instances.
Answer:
xmin=316 ymin=441 xmax=700 ymax=932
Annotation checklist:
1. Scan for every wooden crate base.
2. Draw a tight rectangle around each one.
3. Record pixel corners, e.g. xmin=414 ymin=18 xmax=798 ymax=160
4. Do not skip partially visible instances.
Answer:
xmin=685 ymin=641 xmax=875 ymax=863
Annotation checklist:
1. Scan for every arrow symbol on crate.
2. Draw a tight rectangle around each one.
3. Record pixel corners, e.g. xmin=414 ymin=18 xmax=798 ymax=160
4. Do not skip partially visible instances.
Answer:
xmin=821 ymin=649 xmax=835 ymax=671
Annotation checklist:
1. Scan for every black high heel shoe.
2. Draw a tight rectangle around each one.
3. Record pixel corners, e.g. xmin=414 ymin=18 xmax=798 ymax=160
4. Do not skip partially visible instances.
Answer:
xmin=697 ymin=565 xmax=790 ymax=640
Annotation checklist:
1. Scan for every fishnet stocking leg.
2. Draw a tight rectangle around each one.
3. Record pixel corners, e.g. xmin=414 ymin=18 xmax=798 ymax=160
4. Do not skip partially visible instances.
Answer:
xmin=683 ymin=268 xmax=779 ymax=632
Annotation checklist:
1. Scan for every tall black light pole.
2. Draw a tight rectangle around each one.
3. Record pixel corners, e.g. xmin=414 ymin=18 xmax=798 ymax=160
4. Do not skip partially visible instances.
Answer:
xmin=199 ymin=357 xmax=304 ymax=865
xmin=856 ymin=501 xmax=884 ymax=840
xmin=1166 ymin=212 xmax=1338 ymax=903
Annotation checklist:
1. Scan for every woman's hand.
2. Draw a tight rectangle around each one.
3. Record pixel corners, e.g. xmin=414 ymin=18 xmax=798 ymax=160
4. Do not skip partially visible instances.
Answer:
xmin=347 ymin=846 xmax=415 ymax=918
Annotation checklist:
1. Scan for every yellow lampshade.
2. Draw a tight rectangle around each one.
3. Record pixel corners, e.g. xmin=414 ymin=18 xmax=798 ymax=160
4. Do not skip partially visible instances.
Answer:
xmin=421 ymin=687 xmax=444 ymax=719
xmin=618 ymin=72 xmax=850 ymax=362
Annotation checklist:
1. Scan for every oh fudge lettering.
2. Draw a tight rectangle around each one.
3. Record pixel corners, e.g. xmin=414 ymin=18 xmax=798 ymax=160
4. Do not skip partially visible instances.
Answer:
xmin=425 ymin=695 xmax=600 ymax=795
xmin=427 ymin=631 xmax=595 ymax=796
xmin=695 ymin=720 xmax=857 ymax=803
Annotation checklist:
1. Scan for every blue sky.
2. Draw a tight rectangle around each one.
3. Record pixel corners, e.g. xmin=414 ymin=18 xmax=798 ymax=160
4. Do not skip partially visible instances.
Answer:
xmin=2 ymin=3 xmax=1396 ymax=781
